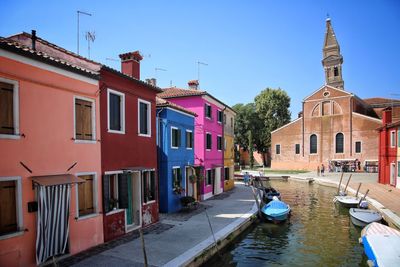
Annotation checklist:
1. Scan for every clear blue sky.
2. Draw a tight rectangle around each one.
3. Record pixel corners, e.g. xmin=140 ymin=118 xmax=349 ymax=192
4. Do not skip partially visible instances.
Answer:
xmin=1 ymin=0 xmax=399 ymax=119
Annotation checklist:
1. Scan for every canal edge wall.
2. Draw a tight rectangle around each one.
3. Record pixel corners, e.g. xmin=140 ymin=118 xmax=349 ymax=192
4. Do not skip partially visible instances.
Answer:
xmin=163 ymin=204 xmax=258 ymax=267
xmin=291 ymin=176 xmax=400 ymax=230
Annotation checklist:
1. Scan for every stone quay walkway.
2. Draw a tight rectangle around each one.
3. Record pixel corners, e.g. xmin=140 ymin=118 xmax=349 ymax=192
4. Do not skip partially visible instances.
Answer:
xmin=61 ymin=184 xmax=256 ymax=267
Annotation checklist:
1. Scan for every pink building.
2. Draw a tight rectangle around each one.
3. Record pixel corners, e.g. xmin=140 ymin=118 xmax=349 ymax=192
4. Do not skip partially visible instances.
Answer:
xmin=158 ymin=80 xmax=225 ymax=200
xmin=0 ymin=36 xmax=103 ymax=266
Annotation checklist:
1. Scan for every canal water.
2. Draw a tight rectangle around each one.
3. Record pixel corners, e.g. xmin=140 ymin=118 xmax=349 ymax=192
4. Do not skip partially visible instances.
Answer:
xmin=206 ymin=180 xmax=368 ymax=267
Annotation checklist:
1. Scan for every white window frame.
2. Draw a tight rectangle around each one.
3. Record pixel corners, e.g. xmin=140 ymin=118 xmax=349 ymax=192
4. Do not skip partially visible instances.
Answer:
xmin=107 ymin=88 xmax=125 ymax=134
xmin=390 ymin=130 xmax=396 ymax=148
xmin=171 ymin=126 xmax=179 ymax=149
xmin=217 ymin=109 xmax=223 ymax=124
xmin=73 ymin=96 xmax=96 ymax=144
xmin=138 ymin=98 xmax=151 ymax=137
xmin=186 ymin=129 xmax=193 ymax=150
xmin=0 ymin=176 xmax=23 ymax=240
xmin=205 ymin=103 xmax=212 ymax=120
xmin=0 ymin=77 xmax=20 ymax=140
xmin=206 ymin=132 xmax=212 ymax=151
xmin=75 ymin=172 xmax=98 ymax=220
xmin=355 ymin=141 xmax=362 ymax=154
xmin=217 ymin=135 xmax=223 ymax=151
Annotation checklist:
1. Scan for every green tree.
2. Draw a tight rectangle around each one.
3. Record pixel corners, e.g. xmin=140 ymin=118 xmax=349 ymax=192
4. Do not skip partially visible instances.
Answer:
xmin=232 ymin=103 xmax=261 ymax=151
xmin=254 ymin=88 xmax=291 ymax=150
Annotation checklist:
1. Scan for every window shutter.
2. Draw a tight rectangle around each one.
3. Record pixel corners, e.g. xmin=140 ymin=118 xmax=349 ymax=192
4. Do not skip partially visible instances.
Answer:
xmin=75 ymin=100 xmax=83 ymax=139
xmin=78 ymin=180 xmax=86 ymax=214
xmin=85 ymin=176 xmax=94 ymax=213
xmin=178 ymin=129 xmax=181 ymax=147
xmin=118 ymin=173 xmax=129 ymax=209
xmin=83 ymin=101 xmax=93 ymax=140
xmin=0 ymin=181 xmax=17 ymax=234
xmin=102 ymin=175 xmax=111 ymax=213
xmin=0 ymin=82 xmax=14 ymax=135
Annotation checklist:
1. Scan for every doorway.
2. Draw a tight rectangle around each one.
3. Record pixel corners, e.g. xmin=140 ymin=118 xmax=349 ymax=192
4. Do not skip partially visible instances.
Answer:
xmin=214 ymin=167 xmax=222 ymax=195
xmin=185 ymin=167 xmax=195 ymax=198
xmin=126 ymin=172 xmax=142 ymax=231
xmin=390 ymin=163 xmax=396 ymax=186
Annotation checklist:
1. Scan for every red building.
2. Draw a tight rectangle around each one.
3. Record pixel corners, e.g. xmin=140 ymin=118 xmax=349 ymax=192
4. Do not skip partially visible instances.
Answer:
xmin=8 ymin=32 xmax=161 ymax=242
xmin=378 ymin=108 xmax=399 ymax=187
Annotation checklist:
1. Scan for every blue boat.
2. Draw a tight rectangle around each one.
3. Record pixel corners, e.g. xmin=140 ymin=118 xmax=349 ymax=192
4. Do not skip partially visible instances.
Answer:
xmin=261 ymin=197 xmax=291 ymax=223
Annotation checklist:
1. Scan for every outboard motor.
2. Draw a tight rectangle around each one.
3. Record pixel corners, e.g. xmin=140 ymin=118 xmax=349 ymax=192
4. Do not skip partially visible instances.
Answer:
xmin=359 ymin=200 xmax=368 ymax=209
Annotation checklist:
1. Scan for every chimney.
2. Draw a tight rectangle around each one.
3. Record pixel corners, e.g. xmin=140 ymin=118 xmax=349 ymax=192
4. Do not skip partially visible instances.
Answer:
xmin=145 ymin=78 xmax=157 ymax=87
xmin=31 ymin=30 xmax=37 ymax=51
xmin=382 ymin=107 xmax=392 ymax=125
xmin=119 ymin=51 xmax=143 ymax=79
xmin=188 ymin=80 xmax=199 ymax=90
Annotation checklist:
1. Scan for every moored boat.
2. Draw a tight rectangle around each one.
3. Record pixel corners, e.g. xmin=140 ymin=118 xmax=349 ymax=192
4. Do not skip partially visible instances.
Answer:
xmin=261 ymin=197 xmax=291 ymax=223
xmin=349 ymin=208 xmax=382 ymax=227
xmin=262 ymin=187 xmax=281 ymax=203
xmin=360 ymin=222 xmax=400 ymax=267
xmin=334 ymin=195 xmax=361 ymax=208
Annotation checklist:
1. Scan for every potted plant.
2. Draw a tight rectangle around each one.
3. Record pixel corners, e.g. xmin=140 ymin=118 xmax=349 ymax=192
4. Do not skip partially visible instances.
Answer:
xmin=189 ymin=174 xmax=197 ymax=184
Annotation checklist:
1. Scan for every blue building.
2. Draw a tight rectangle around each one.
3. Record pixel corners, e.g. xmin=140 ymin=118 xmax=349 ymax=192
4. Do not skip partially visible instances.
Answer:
xmin=156 ymin=97 xmax=197 ymax=213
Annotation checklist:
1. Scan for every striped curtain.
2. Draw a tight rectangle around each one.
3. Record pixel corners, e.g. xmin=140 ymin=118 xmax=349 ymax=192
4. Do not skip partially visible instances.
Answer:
xmin=36 ymin=184 xmax=71 ymax=265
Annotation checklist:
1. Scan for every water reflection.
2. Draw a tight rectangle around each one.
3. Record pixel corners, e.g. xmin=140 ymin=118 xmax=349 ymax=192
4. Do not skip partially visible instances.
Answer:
xmin=205 ymin=180 xmax=367 ymax=267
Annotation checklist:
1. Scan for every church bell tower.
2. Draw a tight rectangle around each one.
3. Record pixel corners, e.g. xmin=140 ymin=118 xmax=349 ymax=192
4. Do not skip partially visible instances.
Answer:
xmin=322 ymin=18 xmax=344 ymax=90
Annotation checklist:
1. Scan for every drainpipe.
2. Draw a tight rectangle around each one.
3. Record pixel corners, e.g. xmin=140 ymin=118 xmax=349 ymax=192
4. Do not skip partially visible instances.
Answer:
xmin=156 ymin=108 xmax=164 ymax=205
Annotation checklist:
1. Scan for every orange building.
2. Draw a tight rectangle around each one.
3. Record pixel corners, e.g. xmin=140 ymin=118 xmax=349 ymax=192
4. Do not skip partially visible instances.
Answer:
xmin=0 ymin=35 xmax=103 ymax=266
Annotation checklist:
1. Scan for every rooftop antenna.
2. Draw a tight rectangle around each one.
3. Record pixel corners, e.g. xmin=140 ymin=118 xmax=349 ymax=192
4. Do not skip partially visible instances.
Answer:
xmin=85 ymin=31 xmax=95 ymax=59
xmin=77 ymin=10 xmax=92 ymax=55
xmin=155 ymin=67 xmax=167 ymax=79
xmin=105 ymin=57 xmax=119 ymax=62
xmin=197 ymin=61 xmax=208 ymax=87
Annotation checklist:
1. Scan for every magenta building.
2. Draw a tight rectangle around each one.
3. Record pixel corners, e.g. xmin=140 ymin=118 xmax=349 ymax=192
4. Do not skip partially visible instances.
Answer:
xmin=158 ymin=80 xmax=225 ymax=200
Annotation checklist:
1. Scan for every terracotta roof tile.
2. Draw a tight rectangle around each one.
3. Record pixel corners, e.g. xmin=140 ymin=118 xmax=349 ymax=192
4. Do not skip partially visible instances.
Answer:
xmin=158 ymin=87 xmax=206 ymax=98
xmin=0 ymin=37 xmax=98 ymax=78
xmin=363 ymin=97 xmax=400 ymax=106
xmin=156 ymin=97 xmax=197 ymax=116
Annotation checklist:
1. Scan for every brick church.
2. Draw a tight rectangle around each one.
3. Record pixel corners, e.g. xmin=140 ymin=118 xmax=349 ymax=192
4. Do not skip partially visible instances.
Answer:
xmin=271 ymin=18 xmax=399 ymax=171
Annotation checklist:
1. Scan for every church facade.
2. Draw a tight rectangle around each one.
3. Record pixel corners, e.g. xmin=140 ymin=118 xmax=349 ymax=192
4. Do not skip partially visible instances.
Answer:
xmin=271 ymin=19 xmax=383 ymax=171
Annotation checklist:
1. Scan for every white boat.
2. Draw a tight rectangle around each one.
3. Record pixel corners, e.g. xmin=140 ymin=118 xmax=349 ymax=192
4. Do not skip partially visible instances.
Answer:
xmin=349 ymin=208 xmax=382 ymax=227
xmin=360 ymin=222 xmax=400 ymax=267
xmin=334 ymin=195 xmax=361 ymax=208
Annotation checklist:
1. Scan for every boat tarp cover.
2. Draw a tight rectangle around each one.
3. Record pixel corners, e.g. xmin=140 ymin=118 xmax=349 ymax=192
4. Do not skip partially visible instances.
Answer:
xmin=262 ymin=200 xmax=290 ymax=216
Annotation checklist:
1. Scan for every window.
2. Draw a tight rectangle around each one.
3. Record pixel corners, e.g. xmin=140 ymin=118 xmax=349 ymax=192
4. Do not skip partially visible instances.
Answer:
xmin=231 ymin=118 xmax=234 ymax=130
xmin=0 ymin=79 xmax=19 ymax=138
xmin=172 ymin=167 xmax=181 ymax=189
xmin=398 ymin=129 xmax=400 ymax=148
xmin=139 ymin=99 xmax=151 ymax=136
xmin=206 ymin=169 xmax=213 ymax=185
xmin=355 ymin=141 xmax=362 ymax=153
xmin=217 ymin=136 xmax=222 ymax=151
xmin=205 ymin=103 xmax=212 ymax=119
xmin=295 ymin=144 xmax=300 ymax=154
xmin=322 ymin=101 xmax=330 ymax=116
xmin=335 ymin=133 xmax=344 ymax=153
xmin=143 ymin=170 xmax=156 ymax=203
xmin=224 ymin=167 xmax=230 ymax=181
xmin=186 ymin=130 xmax=193 ymax=149
xmin=310 ymin=134 xmax=317 ymax=154
xmin=224 ymin=138 xmax=227 ymax=151
xmin=171 ymin=127 xmax=181 ymax=148
xmin=390 ymin=131 xmax=396 ymax=148
xmin=107 ymin=89 xmax=125 ymax=133
xmin=108 ymin=174 xmax=119 ymax=209
xmin=275 ymin=144 xmax=280 ymax=155
xmin=206 ymin=133 xmax=212 ymax=150
xmin=0 ymin=177 xmax=22 ymax=237
xmin=217 ymin=110 xmax=223 ymax=123
xmin=75 ymin=97 xmax=95 ymax=141
xmin=77 ymin=174 xmax=95 ymax=217
xmin=223 ymin=114 xmax=226 ymax=124
xmin=334 ymin=66 xmax=339 ymax=77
